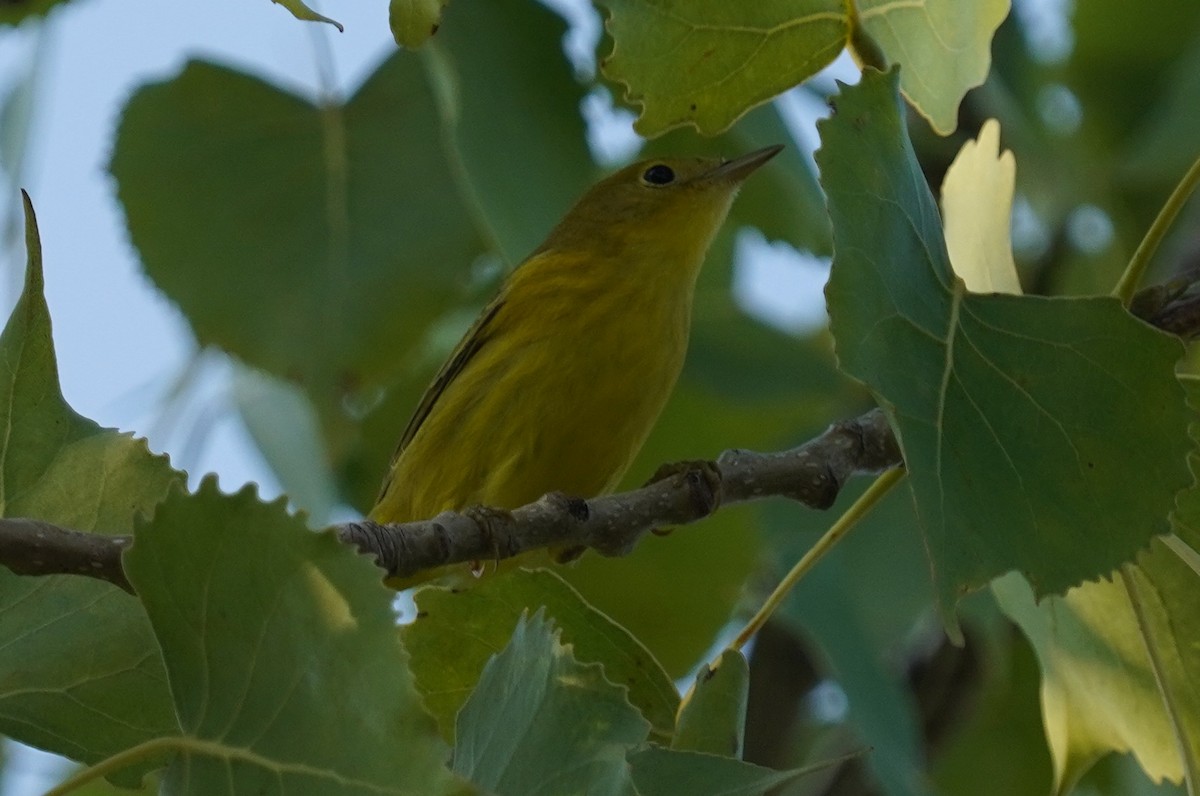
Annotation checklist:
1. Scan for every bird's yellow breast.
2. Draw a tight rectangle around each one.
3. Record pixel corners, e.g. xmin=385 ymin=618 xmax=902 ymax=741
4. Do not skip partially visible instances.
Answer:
xmin=370 ymin=246 xmax=697 ymax=524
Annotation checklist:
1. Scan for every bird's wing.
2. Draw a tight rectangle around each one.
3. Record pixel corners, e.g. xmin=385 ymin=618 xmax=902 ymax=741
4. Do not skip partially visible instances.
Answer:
xmin=375 ymin=291 xmax=505 ymax=503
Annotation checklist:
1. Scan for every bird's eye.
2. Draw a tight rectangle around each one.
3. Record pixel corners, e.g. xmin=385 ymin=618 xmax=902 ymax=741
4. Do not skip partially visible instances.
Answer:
xmin=641 ymin=164 xmax=675 ymax=186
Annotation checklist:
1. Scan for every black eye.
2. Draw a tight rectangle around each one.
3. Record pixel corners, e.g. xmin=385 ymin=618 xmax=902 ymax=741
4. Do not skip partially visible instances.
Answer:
xmin=642 ymin=164 xmax=675 ymax=185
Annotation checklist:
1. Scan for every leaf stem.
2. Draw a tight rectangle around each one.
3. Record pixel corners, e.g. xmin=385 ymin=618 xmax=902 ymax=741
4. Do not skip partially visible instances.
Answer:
xmin=1114 ymin=150 xmax=1200 ymax=305
xmin=45 ymin=736 xmax=179 ymax=796
xmin=728 ymin=467 xmax=905 ymax=652
xmin=1118 ymin=565 xmax=1200 ymax=795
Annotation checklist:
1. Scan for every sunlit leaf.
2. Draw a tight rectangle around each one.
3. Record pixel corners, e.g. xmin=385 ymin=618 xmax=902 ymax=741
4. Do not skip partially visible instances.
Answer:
xmin=994 ymin=557 xmax=1200 ymax=794
xmin=597 ymin=0 xmax=848 ymax=136
xmin=853 ymin=0 xmax=1010 ymax=134
xmin=940 ymin=119 xmax=1020 ymax=294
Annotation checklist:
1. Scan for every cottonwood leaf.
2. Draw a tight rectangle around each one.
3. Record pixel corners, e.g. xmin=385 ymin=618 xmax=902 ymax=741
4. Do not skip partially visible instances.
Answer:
xmin=123 ymin=477 xmax=464 ymax=794
xmin=110 ymin=55 xmax=485 ymax=410
xmin=270 ymin=0 xmax=342 ymax=30
xmin=994 ymin=558 xmax=1200 ymax=794
xmin=453 ymin=610 xmax=648 ymax=795
xmin=672 ymin=649 xmax=749 ymax=758
xmin=424 ymin=0 xmax=594 ymax=263
xmin=853 ymin=0 xmax=1010 ymax=134
xmin=940 ymin=119 xmax=1020 ymax=294
xmin=0 ymin=195 xmax=182 ymax=786
xmin=597 ymin=0 xmax=848 ymax=136
xmin=628 ymin=746 xmax=852 ymax=795
xmin=819 ymin=69 xmax=1191 ymax=636
xmin=403 ymin=568 xmax=677 ymax=745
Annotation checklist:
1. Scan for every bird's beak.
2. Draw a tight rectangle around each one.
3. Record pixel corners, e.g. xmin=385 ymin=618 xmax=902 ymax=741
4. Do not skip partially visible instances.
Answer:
xmin=702 ymin=144 xmax=784 ymax=183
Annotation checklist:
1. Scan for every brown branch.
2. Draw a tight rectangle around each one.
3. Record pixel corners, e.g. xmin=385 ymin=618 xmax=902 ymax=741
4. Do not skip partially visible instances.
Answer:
xmin=0 ymin=409 xmax=901 ymax=590
xmin=341 ymin=408 xmax=901 ymax=579
xmin=0 ymin=271 xmax=1192 ymax=592
xmin=0 ymin=518 xmax=134 ymax=592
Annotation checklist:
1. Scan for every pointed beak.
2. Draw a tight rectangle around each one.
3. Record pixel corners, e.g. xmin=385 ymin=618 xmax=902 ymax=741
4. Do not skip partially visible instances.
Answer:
xmin=702 ymin=144 xmax=784 ymax=183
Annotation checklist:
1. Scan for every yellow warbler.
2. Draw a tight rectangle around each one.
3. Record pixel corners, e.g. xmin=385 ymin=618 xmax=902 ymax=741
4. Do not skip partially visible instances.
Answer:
xmin=371 ymin=146 xmax=782 ymax=586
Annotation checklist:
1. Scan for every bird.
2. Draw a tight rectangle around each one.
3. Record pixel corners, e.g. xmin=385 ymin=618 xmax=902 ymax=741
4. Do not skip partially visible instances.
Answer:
xmin=370 ymin=145 xmax=782 ymax=587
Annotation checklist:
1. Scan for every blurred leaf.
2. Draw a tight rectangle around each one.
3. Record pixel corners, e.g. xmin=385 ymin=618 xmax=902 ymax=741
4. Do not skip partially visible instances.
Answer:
xmin=0 ymin=196 xmax=181 ymax=786
xmin=232 ymin=364 xmax=337 ymax=523
xmin=390 ymin=0 xmax=447 ymax=48
xmin=425 ymin=0 xmax=595 ymax=263
xmin=931 ymin=623 xmax=1053 ymax=795
xmin=402 ymin=568 xmax=679 ymax=745
xmin=270 ymin=0 xmax=342 ymax=31
xmin=994 ymin=553 xmax=1200 ymax=794
xmin=940 ymin=119 xmax=1020 ymax=293
xmin=853 ymin=0 xmax=1010 ymax=135
xmin=110 ymin=55 xmax=485 ymax=408
xmin=674 ymin=649 xmax=750 ymax=758
xmin=1124 ymin=40 xmax=1200 ymax=189
xmin=628 ymin=746 xmax=848 ymax=795
xmin=452 ymin=610 xmax=648 ymax=795
xmin=0 ymin=0 xmax=72 ymax=25
xmin=768 ymin=486 xmax=932 ymax=796
xmin=123 ymin=477 xmax=464 ymax=794
xmin=819 ymin=68 xmax=1191 ymax=635
xmin=1067 ymin=0 xmax=1200 ymax=149
xmin=597 ymin=0 xmax=848 ymax=136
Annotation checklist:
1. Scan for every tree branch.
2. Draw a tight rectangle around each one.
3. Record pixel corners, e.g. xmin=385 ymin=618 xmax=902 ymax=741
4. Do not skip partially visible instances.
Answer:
xmin=0 ymin=409 xmax=901 ymax=591
xmin=0 ymin=272 xmax=1195 ymax=592
xmin=339 ymin=408 xmax=902 ymax=580
xmin=0 ymin=518 xmax=134 ymax=592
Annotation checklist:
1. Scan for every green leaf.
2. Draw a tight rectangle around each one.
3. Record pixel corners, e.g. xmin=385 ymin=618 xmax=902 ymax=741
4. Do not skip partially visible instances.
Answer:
xmin=452 ymin=610 xmax=649 ymax=795
xmin=818 ymin=69 xmax=1191 ymax=634
xmin=628 ymin=746 xmax=848 ymax=795
xmin=425 ymin=0 xmax=595 ymax=263
xmin=768 ymin=488 xmax=932 ymax=796
xmin=0 ymin=195 xmax=182 ymax=785
xmin=597 ymin=0 xmax=848 ymax=136
xmin=0 ymin=0 xmax=73 ymax=25
xmin=390 ymin=0 xmax=447 ymax=48
xmin=994 ymin=558 xmax=1200 ymax=794
xmin=232 ymin=364 xmax=337 ymax=523
xmin=853 ymin=0 xmax=1010 ymax=135
xmin=270 ymin=0 xmax=342 ymax=30
xmin=110 ymin=55 xmax=486 ymax=407
xmin=402 ymin=568 xmax=678 ymax=745
xmin=122 ymin=477 xmax=463 ymax=794
xmin=673 ymin=649 xmax=749 ymax=757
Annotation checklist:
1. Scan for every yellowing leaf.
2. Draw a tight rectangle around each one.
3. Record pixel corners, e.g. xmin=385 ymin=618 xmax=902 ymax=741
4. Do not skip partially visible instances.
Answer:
xmin=271 ymin=0 xmax=343 ymax=31
xmin=390 ymin=0 xmax=448 ymax=48
xmin=941 ymin=119 xmax=1021 ymax=294
xmin=854 ymin=0 xmax=1010 ymax=134
xmin=598 ymin=0 xmax=849 ymax=136
xmin=994 ymin=553 xmax=1200 ymax=794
